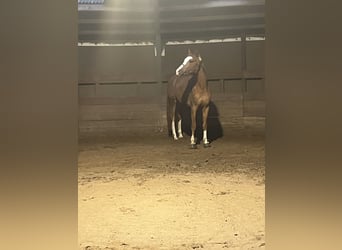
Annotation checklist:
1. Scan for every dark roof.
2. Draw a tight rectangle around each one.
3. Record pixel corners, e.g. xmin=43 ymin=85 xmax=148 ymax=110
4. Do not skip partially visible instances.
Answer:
xmin=78 ymin=0 xmax=265 ymax=43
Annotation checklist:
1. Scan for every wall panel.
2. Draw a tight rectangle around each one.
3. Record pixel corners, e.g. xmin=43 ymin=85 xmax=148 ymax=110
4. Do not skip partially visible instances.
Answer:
xmin=78 ymin=41 xmax=265 ymax=132
xmin=79 ymin=46 xmax=157 ymax=82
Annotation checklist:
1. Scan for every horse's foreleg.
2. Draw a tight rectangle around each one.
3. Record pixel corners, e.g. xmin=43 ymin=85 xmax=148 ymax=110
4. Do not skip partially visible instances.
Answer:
xmin=172 ymin=120 xmax=178 ymax=140
xmin=190 ymin=105 xmax=198 ymax=148
xmin=202 ymin=105 xmax=210 ymax=147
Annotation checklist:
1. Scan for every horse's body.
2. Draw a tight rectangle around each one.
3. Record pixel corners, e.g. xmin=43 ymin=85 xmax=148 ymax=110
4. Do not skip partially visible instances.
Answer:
xmin=166 ymin=49 xmax=211 ymax=148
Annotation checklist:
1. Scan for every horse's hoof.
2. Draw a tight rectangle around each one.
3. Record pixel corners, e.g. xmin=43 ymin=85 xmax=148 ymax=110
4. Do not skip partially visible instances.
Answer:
xmin=190 ymin=144 xmax=197 ymax=149
xmin=203 ymin=143 xmax=211 ymax=148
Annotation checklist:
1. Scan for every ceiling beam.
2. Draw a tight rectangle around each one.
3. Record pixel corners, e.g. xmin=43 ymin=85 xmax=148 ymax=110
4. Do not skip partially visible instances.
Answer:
xmin=78 ymin=13 xmax=264 ymax=25
xmin=161 ymin=24 xmax=265 ymax=34
xmin=160 ymin=0 xmax=265 ymax=12
xmin=79 ymin=23 xmax=264 ymax=36
xmin=78 ymin=27 xmax=265 ymax=43
xmin=78 ymin=0 xmax=265 ymax=12
xmin=77 ymin=0 xmax=266 ymax=43
xmin=161 ymin=13 xmax=264 ymax=23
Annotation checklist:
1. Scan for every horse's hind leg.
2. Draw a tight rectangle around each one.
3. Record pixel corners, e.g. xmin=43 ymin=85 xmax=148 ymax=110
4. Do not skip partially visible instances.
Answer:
xmin=171 ymin=99 xmax=179 ymax=140
xmin=202 ymin=104 xmax=210 ymax=147
xmin=190 ymin=105 xmax=198 ymax=148
xmin=176 ymin=106 xmax=183 ymax=138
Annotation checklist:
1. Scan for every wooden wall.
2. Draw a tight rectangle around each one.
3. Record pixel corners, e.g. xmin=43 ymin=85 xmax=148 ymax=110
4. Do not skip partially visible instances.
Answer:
xmin=78 ymin=40 xmax=265 ymax=133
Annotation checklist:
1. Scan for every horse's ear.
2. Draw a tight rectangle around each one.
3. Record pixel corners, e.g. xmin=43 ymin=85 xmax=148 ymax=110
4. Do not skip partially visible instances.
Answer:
xmin=188 ymin=48 xmax=193 ymax=55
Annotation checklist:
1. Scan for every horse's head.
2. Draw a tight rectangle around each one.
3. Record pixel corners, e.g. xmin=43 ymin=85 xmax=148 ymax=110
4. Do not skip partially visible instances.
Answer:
xmin=176 ymin=49 xmax=202 ymax=76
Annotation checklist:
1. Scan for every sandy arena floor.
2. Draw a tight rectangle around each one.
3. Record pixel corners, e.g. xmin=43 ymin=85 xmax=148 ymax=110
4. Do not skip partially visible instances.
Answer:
xmin=78 ymin=127 xmax=265 ymax=250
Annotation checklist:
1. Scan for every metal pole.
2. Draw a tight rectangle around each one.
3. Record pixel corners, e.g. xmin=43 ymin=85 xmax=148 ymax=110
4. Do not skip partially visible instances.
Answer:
xmin=153 ymin=0 xmax=164 ymax=132
xmin=241 ymin=33 xmax=247 ymax=117
xmin=153 ymin=0 xmax=163 ymax=95
xmin=241 ymin=32 xmax=247 ymax=92
xmin=155 ymin=33 xmax=163 ymax=93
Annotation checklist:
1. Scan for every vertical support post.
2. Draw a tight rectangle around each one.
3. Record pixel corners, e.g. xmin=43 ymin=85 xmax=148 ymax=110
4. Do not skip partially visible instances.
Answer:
xmin=153 ymin=0 xmax=163 ymax=96
xmin=241 ymin=32 xmax=247 ymax=92
xmin=153 ymin=0 xmax=164 ymax=132
xmin=241 ymin=33 xmax=247 ymax=117
xmin=155 ymin=33 xmax=163 ymax=94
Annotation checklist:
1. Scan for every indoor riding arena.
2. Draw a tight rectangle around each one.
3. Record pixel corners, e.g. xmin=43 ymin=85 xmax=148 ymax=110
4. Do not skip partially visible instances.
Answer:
xmin=78 ymin=1 xmax=265 ymax=249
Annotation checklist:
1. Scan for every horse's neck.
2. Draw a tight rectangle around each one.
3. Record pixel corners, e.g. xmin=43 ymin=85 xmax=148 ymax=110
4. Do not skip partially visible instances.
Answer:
xmin=196 ymin=67 xmax=208 ymax=89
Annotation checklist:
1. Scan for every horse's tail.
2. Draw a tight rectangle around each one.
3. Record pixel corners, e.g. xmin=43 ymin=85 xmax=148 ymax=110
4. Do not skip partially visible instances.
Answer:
xmin=166 ymin=95 xmax=172 ymax=137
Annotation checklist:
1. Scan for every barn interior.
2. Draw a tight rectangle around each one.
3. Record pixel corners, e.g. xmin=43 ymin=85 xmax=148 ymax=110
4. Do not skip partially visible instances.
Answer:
xmin=3 ymin=0 xmax=340 ymax=249
xmin=78 ymin=1 xmax=265 ymax=249
xmin=78 ymin=0 xmax=265 ymax=135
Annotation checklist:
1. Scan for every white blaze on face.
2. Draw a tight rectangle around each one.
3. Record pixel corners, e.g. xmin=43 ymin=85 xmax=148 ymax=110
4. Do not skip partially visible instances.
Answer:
xmin=176 ymin=56 xmax=193 ymax=75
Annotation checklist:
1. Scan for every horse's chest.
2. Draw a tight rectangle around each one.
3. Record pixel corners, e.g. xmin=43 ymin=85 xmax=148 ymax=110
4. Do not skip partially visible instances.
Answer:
xmin=189 ymin=89 xmax=210 ymax=105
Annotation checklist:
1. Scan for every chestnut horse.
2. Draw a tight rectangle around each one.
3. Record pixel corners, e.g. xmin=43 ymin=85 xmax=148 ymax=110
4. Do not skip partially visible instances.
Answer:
xmin=167 ymin=49 xmax=211 ymax=148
